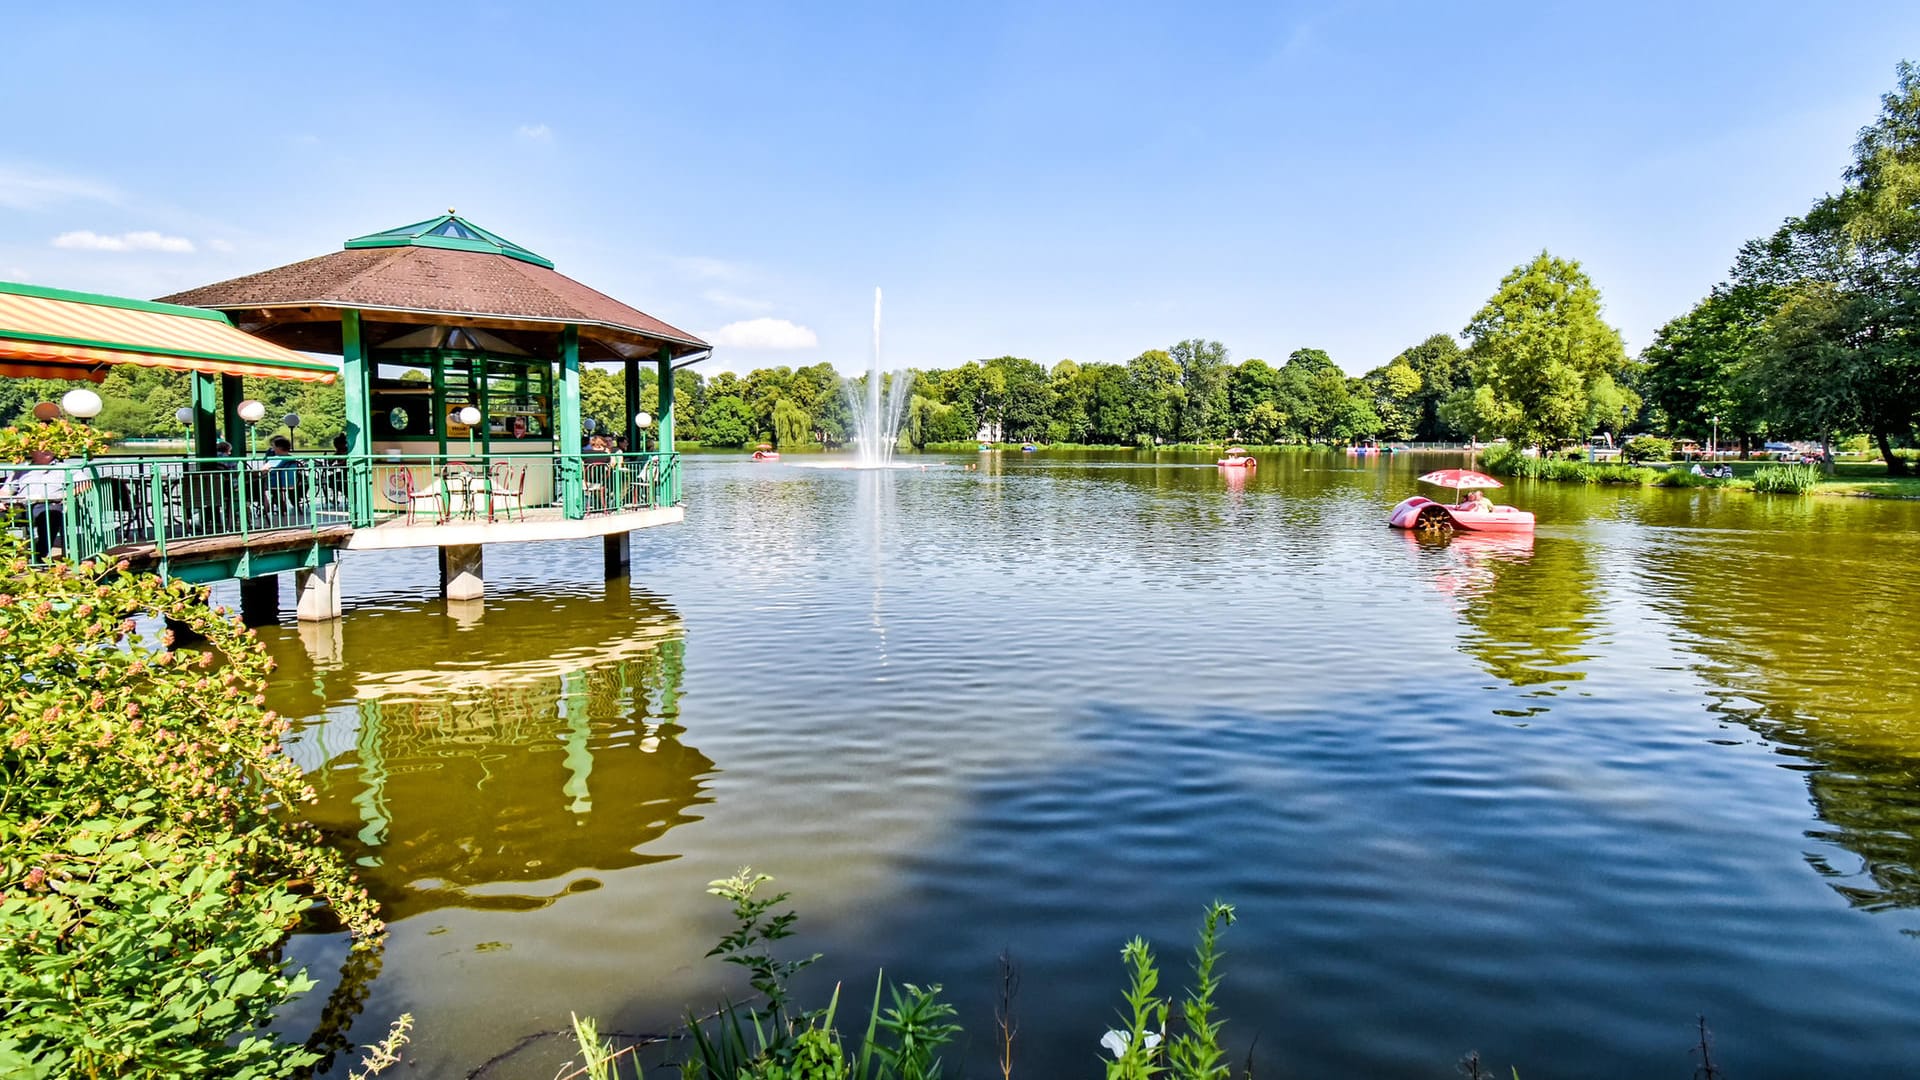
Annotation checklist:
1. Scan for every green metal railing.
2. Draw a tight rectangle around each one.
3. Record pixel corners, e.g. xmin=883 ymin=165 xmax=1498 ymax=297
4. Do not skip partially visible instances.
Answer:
xmin=5 ymin=451 xmax=681 ymax=566
xmin=363 ymin=452 xmax=679 ymax=525
xmin=2 ymin=456 xmax=349 ymax=565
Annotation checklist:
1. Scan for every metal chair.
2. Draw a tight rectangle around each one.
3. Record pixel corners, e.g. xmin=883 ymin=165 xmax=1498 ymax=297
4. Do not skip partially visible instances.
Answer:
xmin=583 ymin=461 xmax=613 ymax=513
xmin=398 ymin=467 xmax=444 ymax=525
xmin=490 ymin=463 xmax=528 ymax=521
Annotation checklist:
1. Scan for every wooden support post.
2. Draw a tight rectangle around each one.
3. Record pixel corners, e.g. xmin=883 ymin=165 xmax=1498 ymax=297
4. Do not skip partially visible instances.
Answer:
xmin=439 ymin=544 xmax=484 ymax=601
xmin=603 ymin=532 xmax=630 ymax=579
xmin=295 ymin=561 xmax=343 ymax=621
xmin=190 ymin=373 xmax=220 ymax=458
xmin=559 ymin=325 xmax=584 ymax=518
xmin=238 ymin=575 xmax=280 ymax=626
xmin=220 ymin=374 xmax=245 ymax=454
xmin=624 ymin=356 xmax=642 ymax=451
xmin=341 ymin=310 xmax=373 ymax=524
xmin=656 ymin=348 xmax=675 ymax=504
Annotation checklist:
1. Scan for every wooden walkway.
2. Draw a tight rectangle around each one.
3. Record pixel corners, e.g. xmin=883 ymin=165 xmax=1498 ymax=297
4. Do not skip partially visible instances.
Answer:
xmin=108 ymin=524 xmax=354 ymax=571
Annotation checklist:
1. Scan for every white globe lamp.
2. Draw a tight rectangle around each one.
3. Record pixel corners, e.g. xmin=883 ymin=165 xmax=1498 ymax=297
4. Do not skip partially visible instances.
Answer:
xmin=61 ymin=388 xmax=103 ymax=420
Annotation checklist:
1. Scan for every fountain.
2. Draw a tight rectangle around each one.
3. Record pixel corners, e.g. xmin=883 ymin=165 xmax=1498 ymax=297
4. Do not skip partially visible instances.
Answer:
xmin=845 ymin=287 xmax=913 ymax=467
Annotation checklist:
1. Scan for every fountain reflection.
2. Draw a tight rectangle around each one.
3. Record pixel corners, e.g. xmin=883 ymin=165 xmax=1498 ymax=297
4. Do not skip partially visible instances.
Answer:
xmin=258 ymin=586 xmax=712 ymax=921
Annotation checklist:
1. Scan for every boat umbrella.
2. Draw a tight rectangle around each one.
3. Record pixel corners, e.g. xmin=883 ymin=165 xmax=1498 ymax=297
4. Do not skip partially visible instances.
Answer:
xmin=1418 ymin=468 xmax=1504 ymax=490
xmin=756 ymin=443 xmax=773 ymax=450
xmin=1225 ymin=447 xmax=1247 ymax=454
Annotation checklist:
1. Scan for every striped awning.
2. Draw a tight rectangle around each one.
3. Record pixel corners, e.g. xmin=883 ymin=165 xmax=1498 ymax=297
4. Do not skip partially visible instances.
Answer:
xmin=0 ymin=281 xmax=337 ymax=383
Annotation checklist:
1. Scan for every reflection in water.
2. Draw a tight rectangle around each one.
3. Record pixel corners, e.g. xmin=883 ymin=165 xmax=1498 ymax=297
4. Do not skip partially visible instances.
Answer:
xmin=1413 ymin=528 xmax=1598 ymax=690
xmin=1636 ymin=512 xmax=1920 ymax=911
xmin=260 ymin=587 xmax=711 ymax=921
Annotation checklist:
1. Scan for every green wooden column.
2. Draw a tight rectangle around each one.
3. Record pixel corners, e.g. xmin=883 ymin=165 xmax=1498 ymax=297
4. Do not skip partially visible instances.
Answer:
xmin=219 ymin=374 xmax=244 ymax=454
xmin=623 ymin=356 xmax=642 ymax=451
xmin=656 ymin=348 xmax=676 ymax=504
xmin=559 ymin=325 xmax=584 ymax=518
xmin=190 ymin=372 xmax=220 ymax=458
xmin=341 ymin=310 xmax=373 ymax=524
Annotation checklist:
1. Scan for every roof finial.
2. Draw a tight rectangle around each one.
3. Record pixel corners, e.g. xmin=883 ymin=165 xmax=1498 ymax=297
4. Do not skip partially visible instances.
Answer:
xmin=447 ymin=206 xmax=456 ymax=216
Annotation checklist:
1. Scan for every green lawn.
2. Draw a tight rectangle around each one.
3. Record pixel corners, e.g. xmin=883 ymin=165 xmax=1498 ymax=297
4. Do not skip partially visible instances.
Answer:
xmin=1666 ymin=459 xmax=1920 ymax=498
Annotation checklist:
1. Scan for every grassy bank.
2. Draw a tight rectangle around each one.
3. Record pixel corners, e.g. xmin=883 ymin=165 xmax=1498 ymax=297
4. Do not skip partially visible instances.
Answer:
xmin=1478 ymin=444 xmax=1920 ymax=498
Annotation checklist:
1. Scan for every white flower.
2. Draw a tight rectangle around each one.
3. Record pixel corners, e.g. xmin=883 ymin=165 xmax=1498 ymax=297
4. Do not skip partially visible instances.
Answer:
xmin=1100 ymin=1029 xmax=1162 ymax=1059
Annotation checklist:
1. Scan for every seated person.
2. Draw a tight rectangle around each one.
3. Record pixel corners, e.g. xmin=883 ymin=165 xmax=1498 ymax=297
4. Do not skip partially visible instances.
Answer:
xmin=1459 ymin=489 xmax=1493 ymax=512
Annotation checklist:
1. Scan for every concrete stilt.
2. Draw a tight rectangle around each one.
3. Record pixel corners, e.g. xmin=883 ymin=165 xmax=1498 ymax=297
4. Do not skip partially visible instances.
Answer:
xmin=238 ymin=575 xmax=280 ymax=626
xmin=603 ymin=532 xmax=631 ymax=579
xmin=296 ymin=617 xmax=344 ymax=666
xmin=447 ymin=597 xmax=485 ymax=629
xmin=439 ymin=544 xmax=484 ymax=601
xmin=295 ymin=562 xmax=343 ymax=622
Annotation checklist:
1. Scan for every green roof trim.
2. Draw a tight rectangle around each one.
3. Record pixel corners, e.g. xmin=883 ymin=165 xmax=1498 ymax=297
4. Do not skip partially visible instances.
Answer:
xmin=343 ymin=213 xmax=556 ymax=269
xmin=0 ymin=279 xmax=232 ymax=323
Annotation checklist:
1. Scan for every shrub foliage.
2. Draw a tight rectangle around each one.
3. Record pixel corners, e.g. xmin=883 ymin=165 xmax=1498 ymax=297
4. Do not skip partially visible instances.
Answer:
xmin=0 ymin=537 xmax=380 ymax=1077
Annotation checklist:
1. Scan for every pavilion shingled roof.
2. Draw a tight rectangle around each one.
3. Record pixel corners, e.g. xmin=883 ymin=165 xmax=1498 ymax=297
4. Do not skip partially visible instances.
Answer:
xmin=157 ymin=214 xmax=708 ymax=360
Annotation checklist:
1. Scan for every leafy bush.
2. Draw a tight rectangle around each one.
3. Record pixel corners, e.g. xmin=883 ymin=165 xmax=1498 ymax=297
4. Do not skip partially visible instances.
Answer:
xmin=1622 ymin=435 xmax=1673 ymax=464
xmin=0 ymin=418 xmax=115 ymax=463
xmin=0 ymin=536 xmax=380 ymax=1077
xmin=1752 ymin=463 xmax=1822 ymax=494
xmin=1478 ymin=442 xmax=1525 ymax=475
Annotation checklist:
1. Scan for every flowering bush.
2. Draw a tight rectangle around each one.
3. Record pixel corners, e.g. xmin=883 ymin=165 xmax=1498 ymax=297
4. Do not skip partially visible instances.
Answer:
xmin=0 ymin=535 xmax=380 ymax=1077
xmin=0 ymin=418 xmax=115 ymax=463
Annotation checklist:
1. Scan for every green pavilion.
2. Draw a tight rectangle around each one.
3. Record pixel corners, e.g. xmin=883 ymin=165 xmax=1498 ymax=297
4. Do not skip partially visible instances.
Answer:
xmin=1 ymin=212 xmax=710 ymax=620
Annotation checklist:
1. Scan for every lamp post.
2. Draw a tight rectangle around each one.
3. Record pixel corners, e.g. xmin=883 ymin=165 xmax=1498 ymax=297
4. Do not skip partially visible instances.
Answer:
xmin=237 ymin=399 xmax=267 ymax=455
xmin=635 ymin=411 xmax=653 ymax=453
xmin=283 ymin=412 xmax=301 ymax=448
xmin=1711 ymin=415 xmax=1719 ymax=461
xmin=61 ymin=388 xmax=103 ymax=424
xmin=457 ymin=406 xmax=482 ymax=459
xmin=61 ymin=389 xmax=104 ymax=460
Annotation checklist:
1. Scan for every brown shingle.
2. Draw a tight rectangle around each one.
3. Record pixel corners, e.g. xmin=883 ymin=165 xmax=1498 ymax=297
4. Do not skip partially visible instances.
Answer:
xmin=159 ymin=246 xmax=707 ymax=353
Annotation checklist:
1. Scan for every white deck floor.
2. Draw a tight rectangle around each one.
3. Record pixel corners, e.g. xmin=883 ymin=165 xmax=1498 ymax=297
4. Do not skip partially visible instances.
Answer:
xmin=344 ymin=505 xmax=684 ymax=551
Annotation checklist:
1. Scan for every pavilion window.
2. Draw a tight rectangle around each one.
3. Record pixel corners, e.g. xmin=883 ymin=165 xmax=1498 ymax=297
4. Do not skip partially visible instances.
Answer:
xmin=371 ymin=358 xmax=438 ymax=439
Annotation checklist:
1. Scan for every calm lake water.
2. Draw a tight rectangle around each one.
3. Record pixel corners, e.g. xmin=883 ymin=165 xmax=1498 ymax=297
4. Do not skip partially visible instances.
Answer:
xmin=245 ymin=450 xmax=1920 ymax=1078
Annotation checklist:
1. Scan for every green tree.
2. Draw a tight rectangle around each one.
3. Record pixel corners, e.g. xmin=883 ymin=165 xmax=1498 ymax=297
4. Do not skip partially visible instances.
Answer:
xmin=1126 ymin=350 xmax=1182 ymax=444
xmin=1391 ymin=334 xmax=1468 ymax=440
xmin=1362 ymin=359 xmax=1423 ymax=441
xmin=771 ymin=397 xmax=810 ymax=448
xmin=1169 ymin=338 xmax=1229 ymax=442
xmin=1462 ymin=251 xmax=1630 ymax=447
xmin=1639 ymin=285 xmax=1771 ymax=449
xmin=700 ymin=395 xmax=754 ymax=447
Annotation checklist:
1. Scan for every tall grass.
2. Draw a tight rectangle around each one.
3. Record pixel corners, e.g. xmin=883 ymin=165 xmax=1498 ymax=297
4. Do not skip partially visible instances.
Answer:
xmin=1751 ymin=462 xmax=1822 ymax=494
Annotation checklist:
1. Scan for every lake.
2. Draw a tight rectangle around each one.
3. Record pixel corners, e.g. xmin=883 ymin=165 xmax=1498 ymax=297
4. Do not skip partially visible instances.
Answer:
xmin=249 ymin=449 xmax=1920 ymax=1078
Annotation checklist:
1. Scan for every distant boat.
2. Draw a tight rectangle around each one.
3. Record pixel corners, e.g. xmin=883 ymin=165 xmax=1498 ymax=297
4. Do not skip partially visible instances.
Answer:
xmin=1217 ymin=447 xmax=1257 ymax=468
xmin=751 ymin=444 xmax=780 ymax=461
xmin=1021 ymin=443 xmax=1037 ymax=452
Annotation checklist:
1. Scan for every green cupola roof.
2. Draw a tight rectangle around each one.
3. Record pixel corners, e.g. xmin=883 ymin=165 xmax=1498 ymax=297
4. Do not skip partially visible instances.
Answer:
xmin=343 ymin=210 xmax=555 ymax=269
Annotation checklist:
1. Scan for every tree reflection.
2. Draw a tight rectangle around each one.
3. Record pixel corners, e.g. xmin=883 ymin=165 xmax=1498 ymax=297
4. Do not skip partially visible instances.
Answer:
xmin=1640 ymin=519 xmax=1920 ymax=912
xmin=1406 ymin=530 xmax=1599 ymax=689
xmin=261 ymin=588 xmax=713 ymax=921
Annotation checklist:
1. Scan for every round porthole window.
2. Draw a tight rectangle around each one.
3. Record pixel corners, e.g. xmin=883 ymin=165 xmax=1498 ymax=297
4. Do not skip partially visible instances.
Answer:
xmin=388 ymin=406 xmax=410 ymax=431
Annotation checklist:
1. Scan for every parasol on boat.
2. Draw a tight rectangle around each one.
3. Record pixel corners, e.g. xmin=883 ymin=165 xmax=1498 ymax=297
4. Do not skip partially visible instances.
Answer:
xmin=756 ymin=443 xmax=773 ymax=450
xmin=1418 ymin=468 xmax=1504 ymax=490
xmin=1225 ymin=446 xmax=1247 ymax=455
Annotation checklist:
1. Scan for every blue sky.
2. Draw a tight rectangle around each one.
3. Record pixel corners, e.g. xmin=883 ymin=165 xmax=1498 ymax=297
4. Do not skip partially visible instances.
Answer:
xmin=3 ymin=2 xmax=1916 ymax=374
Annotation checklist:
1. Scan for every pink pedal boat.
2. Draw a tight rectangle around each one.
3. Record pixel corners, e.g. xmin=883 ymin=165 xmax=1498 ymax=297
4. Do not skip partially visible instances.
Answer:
xmin=1388 ymin=469 xmax=1535 ymax=533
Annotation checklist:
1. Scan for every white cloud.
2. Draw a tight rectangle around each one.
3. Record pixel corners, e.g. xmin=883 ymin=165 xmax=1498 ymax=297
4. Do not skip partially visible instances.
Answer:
xmin=702 ymin=288 xmax=773 ymax=312
xmin=0 ymin=165 xmax=118 ymax=211
xmin=516 ymin=123 xmax=553 ymax=141
xmin=707 ymin=317 xmax=819 ymax=350
xmin=674 ymin=255 xmax=745 ymax=281
xmin=52 ymin=230 xmax=196 ymax=254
